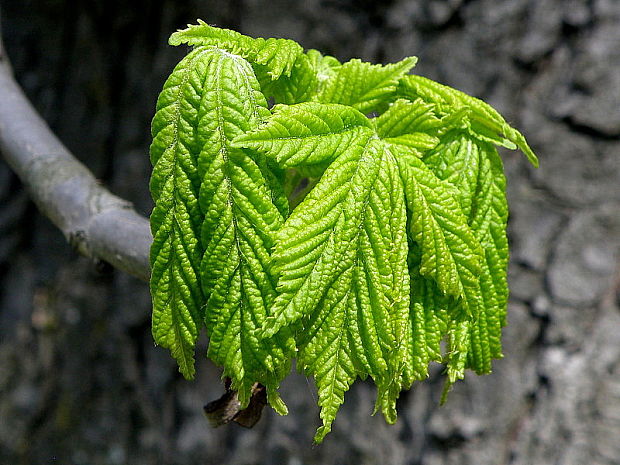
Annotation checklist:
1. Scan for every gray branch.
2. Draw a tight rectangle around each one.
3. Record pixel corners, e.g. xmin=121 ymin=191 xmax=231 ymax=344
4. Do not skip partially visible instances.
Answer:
xmin=0 ymin=32 xmax=152 ymax=282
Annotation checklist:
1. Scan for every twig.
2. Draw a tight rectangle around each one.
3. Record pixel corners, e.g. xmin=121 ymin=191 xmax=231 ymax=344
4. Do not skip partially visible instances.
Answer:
xmin=0 ymin=27 xmax=151 ymax=282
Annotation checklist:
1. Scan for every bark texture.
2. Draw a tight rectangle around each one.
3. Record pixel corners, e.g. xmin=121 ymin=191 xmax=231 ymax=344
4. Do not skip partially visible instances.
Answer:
xmin=0 ymin=54 xmax=151 ymax=282
xmin=1 ymin=1 xmax=619 ymax=464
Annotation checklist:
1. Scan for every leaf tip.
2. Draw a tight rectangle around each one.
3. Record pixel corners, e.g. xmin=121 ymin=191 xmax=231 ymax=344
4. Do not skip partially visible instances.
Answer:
xmin=179 ymin=360 xmax=197 ymax=380
xmin=526 ymin=149 xmax=539 ymax=168
xmin=404 ymin=55 xmax=418 ymax=70
xmin=313 ymin=425 xmax=331 ymax=444
xmin=267 ymin=387 xmax=289 ymax=416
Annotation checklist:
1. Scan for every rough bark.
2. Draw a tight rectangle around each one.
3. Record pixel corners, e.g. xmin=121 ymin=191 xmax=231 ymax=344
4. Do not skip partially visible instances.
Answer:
xmin=0 ymin=1 xmax=619 ymax=464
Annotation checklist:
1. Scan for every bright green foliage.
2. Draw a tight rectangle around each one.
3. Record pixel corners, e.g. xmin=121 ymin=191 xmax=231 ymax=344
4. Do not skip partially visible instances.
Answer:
xmin=195 ymin=48 xmax=291 ymax=410
xmin=254 ymin=137 xmax=410 ymax=441
xmin=234 ymin=102 xmax=373 ymax=168
xmin=396 ymin=150 xmax=483 ymax=313
xmin=149 ymin=22 xmax=538 ymax=443
xmin=150 ymin=46 xmax=292 ymax=407
xmin=316 ymin=57 xmax=418 ymax=114
xmin=397 ymin=75 xmax=539 ymax=167
xmin=150 ymin=47 xmax=215 ymax=379
xmin=258 ymin=53 xmax=318 ymax=104
xmin=170 ymin=20 xmax=303 ymax=79
xmin=257 ymin=48 xmax=341 ymax=105
xmin=424 ymin=133 xmax=510 ymax=368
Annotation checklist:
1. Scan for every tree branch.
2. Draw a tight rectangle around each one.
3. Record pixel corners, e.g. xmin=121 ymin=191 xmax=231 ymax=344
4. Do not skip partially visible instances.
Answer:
xmin=0 ymin=28 xmax=152 ymax=282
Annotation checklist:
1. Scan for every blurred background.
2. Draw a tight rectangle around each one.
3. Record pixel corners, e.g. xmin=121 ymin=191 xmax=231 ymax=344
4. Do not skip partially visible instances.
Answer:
xmin=1 ymin=0 xmax=619 ymax=464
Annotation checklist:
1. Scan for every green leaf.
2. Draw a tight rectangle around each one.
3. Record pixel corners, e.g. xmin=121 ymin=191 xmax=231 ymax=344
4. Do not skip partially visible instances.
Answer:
xmin=376 ymin=98 xmax=443 ymax=137
xmin=150 ymin=23 xmax=540 ymax=441
xmin=376 ymin=99 xmax=442 ymax=156
xmin=396 ymin=149 xmax=487 ymax=384
xmin=352 ymin=144 xmax=410 ymax=424
xmin=150 ymin=47 xmax=224 ymax=379
xmin=307 ymin=49 xmax=342 ymax=80
xmin=259 ymin=50 xmax=341 ymax=105
xmin=423 ymin=133 xmax=509 ymax=373
xmin=395 ymin=150 xmax=483 ymax=313
xmin=382 ymin=133 xmax=439 ymax=158
xmin=170 ymin=20 xmax=303 ymax=79
xmin=234 ymin=102 xmax=374 ymax=168
xmin=316 ymin=57 xmax=417 ymax=114
xmin=399 ymin=249 xmax=453 ymax=389
xmin=194 ymin=48 xmax=291 ymax=409
xmin=424 ymin=131 xmax=481 ymax=218
xmin=470 ymin=145 xmax=509 ymax=362
xmin=257 ymin=139 xmax=409 ymax=440
xmin=397 ymin=75 xmax=539 ymax=167
xmin=257 ymin=53 xmax=318 ymax=104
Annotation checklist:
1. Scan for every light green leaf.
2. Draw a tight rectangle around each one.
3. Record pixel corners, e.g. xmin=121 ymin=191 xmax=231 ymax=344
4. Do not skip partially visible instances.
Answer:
xmin=353 ymin=144 xmax=410 ymax=423
xmin=258 ymin=53 xmax=318 ymax=104
xmin=397 ymin=75 xmax=539 ymax=167
xmin=195 ymin=49 xmax=291 ymax=409
xmin=396 ymin=149 xmax=484 ymax=376
xmin=423 ymin=133 xmax=509 ymax=373
xmin=307 ymin=49 xmax=342 ymax=78
xmin=376 ymin=98 xmax=443 ymax=137
xmin=395 ymin=150 xmax=483 ymax=313
xmin=316 ymin=57 xmax=417 ymax=114
xmin=399 ymin=250 xmax=453 ymax=389
xmin=149 ymin=23 xmax=540 ymax=441
xmin=260 ymin=139 xmax=373 ymax=336
xmin=474 ymin=145 xmax=509 ymax=360
xmin=424 ymin=132 xmax=481 ymax=218
xmin=382 ymin=133 xmax=439 ymax=158
xmin=376 ymin=99 xmax=442 ymax=156
xmin=234 ymin=102 xmax=374 ymax=168
xmin=150 ymin=47 xmax=220 ymax=379
xmin=399 ymin=142 xmax=490 ymax=384
xmin=257 ymin=139 xmax=409 ymax=440
xmin=259 ymin=49 xmax=341 ymax=105
xmin=253 ymin=49 xmax=341 ymax=105
xmin=170 ymin=20 xmax=303 ymax=79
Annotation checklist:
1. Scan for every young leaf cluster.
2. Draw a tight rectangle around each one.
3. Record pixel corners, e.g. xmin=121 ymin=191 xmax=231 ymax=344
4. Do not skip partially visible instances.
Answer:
xmin=149 ymin=22 xmax=538 ymax=443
